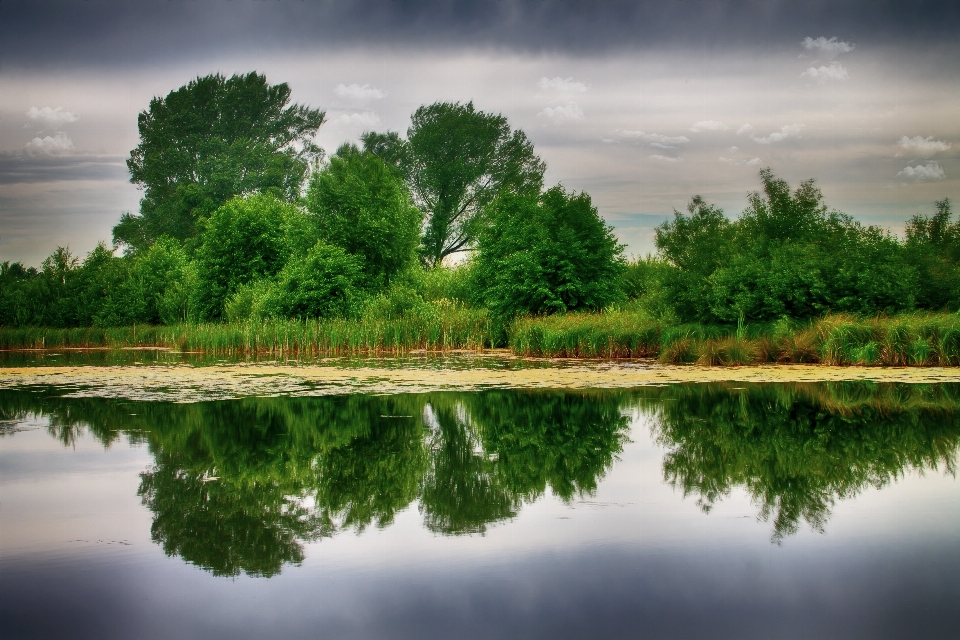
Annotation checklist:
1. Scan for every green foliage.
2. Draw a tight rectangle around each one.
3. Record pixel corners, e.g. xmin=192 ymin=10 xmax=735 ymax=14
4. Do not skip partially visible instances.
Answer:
xmin=655 ymin=170 xmax=919 ymax=323
xmin=261 ymin=241 xmax=365 ymax=320
xmin=905 ymin=198 xmax=960 ymax=310
xmin=644 ymin=382 xmax=960 ymax=541
xmin=134 ymin=236 xmax=196 ymax=324
xmin=116 ymin=71 xmax=324 ymax=251
xmin=507 ymin=310 xmax=960 ymax=365
xmin=473 ymin=186 xmax=625 ymax=319
xmin=363 ymin=101 xmax=545 ymax=266
xmin=192 ymin=194 xmax=305 ymax=321
xmin=306 ymin=144 xmax=422 ymax=289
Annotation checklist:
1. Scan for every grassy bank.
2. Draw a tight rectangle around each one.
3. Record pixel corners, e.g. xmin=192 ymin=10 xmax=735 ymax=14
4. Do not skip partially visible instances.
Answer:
xmin=0 ymin=305 xmax=492 ymax=355
xmin=4 ymin=310 xmax=960 ymax=366
xmin=511 ymin=311 xmax=960 ymax=365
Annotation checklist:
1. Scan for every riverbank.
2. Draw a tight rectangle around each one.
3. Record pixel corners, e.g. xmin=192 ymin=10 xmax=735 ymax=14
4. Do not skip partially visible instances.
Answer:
xmin=3 ymin=311 xmax=960 ymax=366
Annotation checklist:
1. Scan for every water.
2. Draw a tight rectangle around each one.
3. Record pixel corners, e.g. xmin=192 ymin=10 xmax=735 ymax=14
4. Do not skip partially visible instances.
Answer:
xmin=1 ymin=382 xmax=958 ymax=638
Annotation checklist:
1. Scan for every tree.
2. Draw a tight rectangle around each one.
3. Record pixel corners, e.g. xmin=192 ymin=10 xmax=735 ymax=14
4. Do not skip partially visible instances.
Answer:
xmin=115 ymin=72 xmax=325 ymax=252
xmin=473 ymin=186 xmax=625 ymax=319
xmin=363 ymin=101 xmax=544 ymax=267
xmin=904 ymin=198 xmax=960 ymax=310
xmin=305 ymin=144 xmax=422 ymax=289
xmin=656 ymin=170 xmax=919 ymax=323
xmin=261 ymin=241 xmax=365 ymax=320
xmin=192 ymin=194 xmax=304 ymax=321
xmin=655 ymin=196 xmax=732 ymax=322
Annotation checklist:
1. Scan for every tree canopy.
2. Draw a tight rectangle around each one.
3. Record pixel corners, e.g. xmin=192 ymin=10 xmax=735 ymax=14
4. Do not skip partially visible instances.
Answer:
xmin=654 ymin=169 xmax=919 ymax=323
xmin=306 ymin=144 xmax=422 ymax=289
xmin=115 ymin=72 xmax=324 ymax=252
xmin=473 ymin=186 xmax=625 ymax=319
xmin=363 ymin=101 xmax=544 ymax=267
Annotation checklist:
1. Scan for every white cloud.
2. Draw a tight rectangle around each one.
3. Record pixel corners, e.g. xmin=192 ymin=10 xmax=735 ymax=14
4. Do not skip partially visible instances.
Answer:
xmin=538 ymin=76 xmax=589 ymax=93
xmin=538 ymin=104 xmax=584 ymax=121
xmin=800 ymin=62 xmax=849 ymax=82
xmin=727 ymin=146 xmax=740 ymax=152
xmin=898 ymin=135 xmax=951 ymax=156
xmin=689 ymin=120 xmax=728 ymax=132
xmin=897 ymin=162 xmax=945 ymax=182
xmin=719 ymin=156 xmax=761 ymax=166
xmin=620 ymin=130 xmax=689 ymax=147
xmin=23 ymin=131 xmax=74 ymax=154
xmin=334 ymin=83 xmax=387 ymax=100
xmin=750 ymin=123 xmax=805 ymax=144
xmin=26 ymin=106 xmax=80 ymax=126
xmin=801 ymin=36 xmax=855 ymax=57
xmin=736 ymin=123 xmax=753 ymax=135
xmin=649 ymin=155 xmax=683 ymax=163
xmin=600 ymin=138 xmax=617 ymax=144
xmin=335 ymin=112 xmax=381 ymax=127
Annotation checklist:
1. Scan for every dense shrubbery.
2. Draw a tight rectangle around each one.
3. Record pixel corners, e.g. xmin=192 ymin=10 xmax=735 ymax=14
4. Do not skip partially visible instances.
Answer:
xmin=649 ymin=170 xmax=924 ymax=324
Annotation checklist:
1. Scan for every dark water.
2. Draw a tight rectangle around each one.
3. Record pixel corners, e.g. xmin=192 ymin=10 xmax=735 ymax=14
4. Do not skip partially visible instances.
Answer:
xmin=1 ymin=382 xmax=958 ymax=639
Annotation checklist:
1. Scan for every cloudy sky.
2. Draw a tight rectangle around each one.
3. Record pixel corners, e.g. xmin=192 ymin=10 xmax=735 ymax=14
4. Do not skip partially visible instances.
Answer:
xmin=2 ymin=0 xmax=958 ymax=265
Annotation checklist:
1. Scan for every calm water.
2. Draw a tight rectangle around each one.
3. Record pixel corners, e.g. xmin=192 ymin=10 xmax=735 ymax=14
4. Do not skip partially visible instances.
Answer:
xmin=1 ymin=381 xmax=959 ymax=639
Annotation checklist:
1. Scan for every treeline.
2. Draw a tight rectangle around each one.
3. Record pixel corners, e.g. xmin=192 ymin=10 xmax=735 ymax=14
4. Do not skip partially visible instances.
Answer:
xmin=0 ymin=72 xmax=621 ymax=332
xmin=1 ymin=71 xmax=956 ymax=341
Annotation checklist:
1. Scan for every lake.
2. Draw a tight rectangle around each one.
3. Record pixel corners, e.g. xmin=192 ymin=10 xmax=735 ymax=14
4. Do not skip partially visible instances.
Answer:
xmin=1 ymin=361 xmax=959 ymax=639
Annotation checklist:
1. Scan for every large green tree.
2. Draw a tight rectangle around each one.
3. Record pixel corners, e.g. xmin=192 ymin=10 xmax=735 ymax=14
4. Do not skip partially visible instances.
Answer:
xmin=472 ymin=186 xmax=625 ymax=319
xmin=363 ymin=101 xmax=544 ymax=267
xmin=191 ymin=193 xmax=305 ymax=321
xmin=305 ymin=144 xmax=422 ymax=288
xmin=115 ymin=72 xmax=324 ymax=252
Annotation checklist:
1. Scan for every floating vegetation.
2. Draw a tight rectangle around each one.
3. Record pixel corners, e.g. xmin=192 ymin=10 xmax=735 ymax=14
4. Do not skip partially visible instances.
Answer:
xmin=2 ymin=361 xmax=960 ymax=403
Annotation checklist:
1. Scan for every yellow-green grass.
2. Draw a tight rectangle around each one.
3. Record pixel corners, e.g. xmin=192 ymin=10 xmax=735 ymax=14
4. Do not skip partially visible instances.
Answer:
xmin=0 ymin=307 xmax=493 ymax=355
xmin=510 ymin=311 xmax=960 ymax=366
xmin=5 ymin=310 xmax=960 ymax=366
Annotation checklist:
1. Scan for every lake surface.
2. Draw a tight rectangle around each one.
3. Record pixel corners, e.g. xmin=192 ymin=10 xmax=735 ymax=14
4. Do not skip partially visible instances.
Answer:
xmin=1 ymin=378 xmax=959 ymax=639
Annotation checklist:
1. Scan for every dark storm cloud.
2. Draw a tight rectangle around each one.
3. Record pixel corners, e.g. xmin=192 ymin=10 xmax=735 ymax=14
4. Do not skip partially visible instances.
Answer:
xmin=2 ymin=0 xmax=958 ymax=69
xmin=0 ymin=154 xmax=129 ymax=185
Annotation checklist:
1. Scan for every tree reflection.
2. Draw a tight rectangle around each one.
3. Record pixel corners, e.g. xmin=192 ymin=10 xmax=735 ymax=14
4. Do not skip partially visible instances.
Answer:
xmin=4 ymin=379 xmax=956 ymax=574
xmin=0 ymin=389 xmax=628 ymax=574
xmin=643 ymin=382 xmax=960 ymax=542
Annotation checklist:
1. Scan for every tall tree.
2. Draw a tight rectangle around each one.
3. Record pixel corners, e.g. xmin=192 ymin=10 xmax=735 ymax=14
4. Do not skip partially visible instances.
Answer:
xmin=115 ymin=72 xmax=325 ymax=252
xmin=305 ymin=144 xmax=422 ymax=289
xmin=363 ymin=101 xmax=544 ymax=267
xmin=473 ymin=186 xmax=625 ymax=319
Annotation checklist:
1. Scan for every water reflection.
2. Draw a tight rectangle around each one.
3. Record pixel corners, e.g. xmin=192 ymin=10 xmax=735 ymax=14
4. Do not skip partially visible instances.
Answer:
xmin=642 ymin=383 xmax=960 ymax=542
xmin=2 ymin=382 xmax=959 ymax=575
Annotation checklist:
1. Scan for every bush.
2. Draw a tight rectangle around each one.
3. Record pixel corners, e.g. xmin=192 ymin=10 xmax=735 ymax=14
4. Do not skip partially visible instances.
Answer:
xmin=473 ymin=186 xmax=625 ymax=319
xmin=260 ymin=241 xmax=365 ymax=319
xmin=192 ymin=193 xmax=305 ymax=320
xmin=306 ymin=144 xmax=422 ymax=290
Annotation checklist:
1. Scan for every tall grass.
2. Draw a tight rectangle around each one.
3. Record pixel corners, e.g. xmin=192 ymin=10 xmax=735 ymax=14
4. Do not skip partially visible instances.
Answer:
xmin=5 ymin=309 xmax=960 ymax=366
xmin=0 ymin=304 xmax=492 ymax=355
xmin=509 ymin=311 xmax=960 ymax=366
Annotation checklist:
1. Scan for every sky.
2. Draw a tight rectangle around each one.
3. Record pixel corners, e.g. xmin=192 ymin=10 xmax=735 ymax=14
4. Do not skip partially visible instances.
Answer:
xmin=1 ymin=0 xmax=958 ymax=266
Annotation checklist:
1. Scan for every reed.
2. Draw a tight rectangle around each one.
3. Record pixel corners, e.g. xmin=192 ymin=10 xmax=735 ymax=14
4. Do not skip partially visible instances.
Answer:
xmin=5 ymin=310 xmax=960 ymax=366
xmin=0 ymin=304 xmax=493 ymax=355
xmin=509 ymin=310 xmax=960 ymax=366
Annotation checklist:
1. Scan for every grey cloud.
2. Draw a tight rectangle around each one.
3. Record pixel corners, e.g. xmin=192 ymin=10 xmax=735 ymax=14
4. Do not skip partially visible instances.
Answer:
xmin=0 ymin=154 xmax=129 ymax=185
xmin=2 ymin=0 xmax=958 ymax=69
